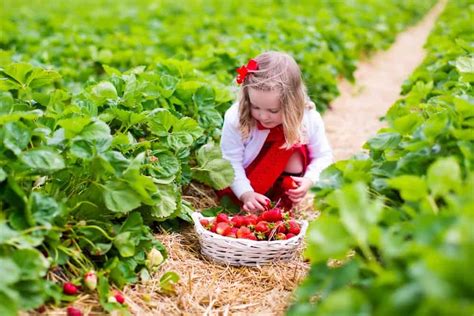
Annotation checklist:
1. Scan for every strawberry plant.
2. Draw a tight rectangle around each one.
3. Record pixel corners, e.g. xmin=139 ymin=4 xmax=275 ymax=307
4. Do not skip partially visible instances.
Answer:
xmin=289 ymin=1 xmax=474 ymax=314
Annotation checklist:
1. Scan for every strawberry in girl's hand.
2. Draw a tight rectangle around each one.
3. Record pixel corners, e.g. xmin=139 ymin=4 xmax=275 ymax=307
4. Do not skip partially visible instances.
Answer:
xmin=63 ymin=282 xmax=79 ymax=295
xmin=282 ymin=176 xmax=298 ymax=191
xmin=66 ymin=306 xmax=82 ymax=316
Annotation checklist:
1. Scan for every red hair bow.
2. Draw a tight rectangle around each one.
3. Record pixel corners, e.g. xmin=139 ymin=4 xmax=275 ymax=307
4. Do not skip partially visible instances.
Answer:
xmin=236 ymin=59 xmax=258 ymax=84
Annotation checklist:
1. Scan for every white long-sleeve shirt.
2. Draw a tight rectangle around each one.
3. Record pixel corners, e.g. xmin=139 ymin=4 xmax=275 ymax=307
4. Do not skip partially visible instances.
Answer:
xmin=220 ymin=103 xmax=333 ymax=199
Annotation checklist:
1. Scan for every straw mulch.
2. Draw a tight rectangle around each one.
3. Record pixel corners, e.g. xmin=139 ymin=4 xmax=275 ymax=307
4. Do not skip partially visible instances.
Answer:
xmin=33 ymin=184 xmax=317 ymax=316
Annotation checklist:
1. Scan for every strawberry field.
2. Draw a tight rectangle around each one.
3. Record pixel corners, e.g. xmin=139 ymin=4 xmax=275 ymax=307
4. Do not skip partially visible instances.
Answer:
xmin=1 ymin=0 xmax=472 ymax=315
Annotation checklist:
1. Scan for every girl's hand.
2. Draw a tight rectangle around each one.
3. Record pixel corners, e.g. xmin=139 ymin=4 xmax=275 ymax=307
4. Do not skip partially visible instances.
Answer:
xmin=240 ymin=191 xmax=270 ymax=213
xmin=286 ymin=176 xmax=313 ymax=204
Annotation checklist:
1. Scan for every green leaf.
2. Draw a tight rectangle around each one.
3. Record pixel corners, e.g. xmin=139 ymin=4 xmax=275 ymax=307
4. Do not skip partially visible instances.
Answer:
xmin=11 ymin=249 xmax=49 ymax=280
xmin=192 ymin=143 xmax=234 ymax=189
xmin=365 ymin=132 xmax=401 ymax=151
xmin=2 ymin=121 xmax=31 ymax=155
xmin=193 ymin=86 xmax=215 ymax=108
xmin=29 ymin=192 xmax=64 ymax=226
xmin=113 ymin=232 xmax=135 ymax=257
xmin=57 ymin=117 xmax=91 ymax=139
xmin=387 ymin=175 xmax=428 ymax=202
xmin=91 ymin=81 xmax=118 ymax=100
xmin=151 ymin=185 xmax=177 ymax=218
xmin=336 ymin=182 xmax=383 ymax=247
xmin=159 ymin=271 xmax=180 ymax=294
xmin=20 ymin=148 xmax=65 ymax=173
xmin=427 ymin=157 xmax=461 ymax=198
xmin=305 ymin=214 xmax=352 ymax=263
xmin=0 ymin=258 xmax=21 ymax=285
xmin=103 ymin=181 xmax=142 ymax=213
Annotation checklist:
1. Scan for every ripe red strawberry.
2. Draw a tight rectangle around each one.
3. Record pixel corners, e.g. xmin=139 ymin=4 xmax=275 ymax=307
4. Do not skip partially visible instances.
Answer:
xmin=114 ymin=291 xmax=125 ymax=304
xmin=66 ymin=306 xmax=82 ymax=316
xmin=261 ymin=208 xmax=283 ymax=222
xmin=275 ymin=233 xmax=287 ymax=240
xmin=199 ymin=218 xmax=210 ymax=227
xmin=243 ymin=214 xmax=258 ymax=226
xmin=230 ymin=215 xmax=245 ymax=227
xmin=264 ymin=199 xmax=272 ymax=210
xmin=84 ymin=271 xmax=97 ymax=291
xmin=63 ymin=282 xmax=79 ymax=295
xmin=255 ymin=221 xmax=270 ymax=234
xmin=286 ymin=233 xmax=296 ymax=239
xmin=216 ymin=213 xmax=229 ymax=223
xmin=275 ymin=221 xmax=287 ymax=233
xmin=226 ymin=227 xmax=238 ymax=238
xmin=216 ymin=222 xmax=232 ymax=236
xmin=210 ymin=221 xmax=218 ymax=233
xmin=243 ymin=233 xmax=257 ymax=240
xmin=282 ymin=176 xmax=298 ymax=191
xmin=287 ymin=220 xmax=301 ymax=235
xmin=236 ymin=226 xmax=252 ymax=238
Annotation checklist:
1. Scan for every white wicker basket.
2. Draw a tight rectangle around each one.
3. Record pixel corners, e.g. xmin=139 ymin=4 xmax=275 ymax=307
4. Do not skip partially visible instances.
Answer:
xmin=191 ymin=212 xmax=308 ymax=266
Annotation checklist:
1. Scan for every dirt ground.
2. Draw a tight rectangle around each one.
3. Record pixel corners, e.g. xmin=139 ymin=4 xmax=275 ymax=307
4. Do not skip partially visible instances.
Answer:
xmin=324 ymin=0 xmax=446 ymax=161
xmin=41 ymin=2 xmax=446 ymax=315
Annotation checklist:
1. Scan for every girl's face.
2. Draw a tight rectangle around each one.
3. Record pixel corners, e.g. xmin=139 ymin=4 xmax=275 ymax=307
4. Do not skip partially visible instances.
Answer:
xmin=248 ymin=88 xmax=283 ymax=129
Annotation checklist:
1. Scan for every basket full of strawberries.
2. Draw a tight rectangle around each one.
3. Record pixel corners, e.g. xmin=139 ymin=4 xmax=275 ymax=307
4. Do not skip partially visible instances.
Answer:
xmin=191 ymin=205 xmax=308 ymax=266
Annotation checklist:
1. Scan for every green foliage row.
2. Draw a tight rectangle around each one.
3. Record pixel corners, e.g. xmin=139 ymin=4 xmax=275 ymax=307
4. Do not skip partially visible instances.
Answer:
xmin=0 ymin=0 xmax=436 ymax=112
xmin=0 ymin=61 xmax=234 ymax=314
xmin=289 ymin=1 xmax=474 ymax=315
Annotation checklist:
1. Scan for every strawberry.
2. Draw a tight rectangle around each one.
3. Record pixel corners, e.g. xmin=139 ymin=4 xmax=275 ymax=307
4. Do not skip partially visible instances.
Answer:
xmin=261 ymin=208 xmax=283 ymax=222
xmin=216 ymin=213 xmax=230 ymax=223
xmin=275 ymin=233 xmax=287 ymax=240
xmin=264 ymin=199 xmax=272 ymax=210
xmin=210 ymin=221 xmax=218 ymax=233
xmin=63 ymin=282 xmax=79 ymax=295
xmin=243 ymin=233 xmax=257 ymax=240
xmin=84 ymin=271 xmax=97 ymax=291
xmin=236 ymin=226 xmax=252 ymax=238
xmin=115 ymin=291 xmax=125 ymax=304
xmin=255 ymin=221 xmax=270 ymax=234
xmin=287 ymin=220 xmax=301 ymax=235
xmin=275 ymin=221 xmax=287 ymax=233
xmin=66 ymin=306 xmax=82 ymax=316
xmin=199 ymin=218 xmax=210 ymax=227
xmin=282 ymin=176 xmax=298 ymax=191
xmin=243 ymin=214 xmax=258 ymax=226
xmin=230 ymin=215 xmax=245 ymax=228
xmin=286 ymin=233 xmax=296 ymax=239
xmin=146 ymin=248 xmax=164 ymax=270
xmin=225 ymin=227 xmax=238 ymax=238
xmin=216 ymin=222 xmax=232 ymax=236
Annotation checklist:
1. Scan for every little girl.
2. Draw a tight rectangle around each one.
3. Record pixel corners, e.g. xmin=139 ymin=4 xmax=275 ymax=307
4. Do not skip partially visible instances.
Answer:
xmin=218 ymin=51 xmax=333 ymax=213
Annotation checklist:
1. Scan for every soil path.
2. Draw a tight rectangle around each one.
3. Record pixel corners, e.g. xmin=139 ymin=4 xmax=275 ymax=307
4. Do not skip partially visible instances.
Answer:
xmin=324 ymin=0 xmax=446 ymax=161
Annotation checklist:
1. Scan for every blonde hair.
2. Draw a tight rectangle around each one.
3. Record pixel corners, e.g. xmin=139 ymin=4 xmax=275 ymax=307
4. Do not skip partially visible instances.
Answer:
xmin=237 ymin=51 xmax=312 ymax=148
